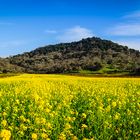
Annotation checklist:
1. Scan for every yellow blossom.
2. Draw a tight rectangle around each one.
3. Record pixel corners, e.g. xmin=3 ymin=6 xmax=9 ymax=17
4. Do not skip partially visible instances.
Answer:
xmin=81 ymin=124 xmax=88 ymax=129
xmin=2 ymin=112 xmax=7 ymax=116
xmin=32 ymin=133 xmax=37 ymax=140
xmin=0 ymin=129 xmax=11 ymax=140
xmin=41 ymin=133 xmax=48 ymax=139
xmin=82 ymin=113 xmax=87 ymax=119
xmin=114 ymin=113 xmax=121 ymax=120
xmin=105 ymin=105 xmax=111 ymax=112
xmin=65 ymin=123 xmax=72 ymax=130
xmin=1 ymin=120 xmax=7 ymax=127
xmin=72 ymin=136 xmax=78 ymax=140
xmin=82 ymin=138 xmax=88 ymax=140
xmin=59 ymin=133 xmax=66 ymax=140
xmin=112 ymin=102 xmax=117 ymax=108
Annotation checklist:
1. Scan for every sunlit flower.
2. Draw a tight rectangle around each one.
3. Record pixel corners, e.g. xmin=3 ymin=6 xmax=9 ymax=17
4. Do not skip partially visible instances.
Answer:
xmin=114 ymin=113 xmax=121 ymax=120
xmin=59 ymin=133 xmax=66 ymax=140
xmin=1 ymin=120 xmax=7 ymax=127
xmin=41 ymin=133 xmax=48 ymax=139
xmin=81 ymin=124 xmax=88 ymax=129
xmin=0 ymin=129 xmax=11 ymax=140
xmin=72 ymin=136 xmax=78 ymax=140
xmin=82 ymin=113 xmax=87 ymax=119
xmin=112 ymin=102 xmax=117 ymax=108
xmin=32 ymin=133 xmax=37 ymax=140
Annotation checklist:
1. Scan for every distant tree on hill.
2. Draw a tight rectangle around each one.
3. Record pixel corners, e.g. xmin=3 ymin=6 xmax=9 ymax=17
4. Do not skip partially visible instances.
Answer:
xmin=0 ymin=37 xmax=139 ymax=74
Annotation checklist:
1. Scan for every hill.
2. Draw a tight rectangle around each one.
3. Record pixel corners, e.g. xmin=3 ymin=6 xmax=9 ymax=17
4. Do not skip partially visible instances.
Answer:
xmin=0 ymin=37 xmax=140 ymax=75
xmin=0 ymin=58 xmax=24 ymax=73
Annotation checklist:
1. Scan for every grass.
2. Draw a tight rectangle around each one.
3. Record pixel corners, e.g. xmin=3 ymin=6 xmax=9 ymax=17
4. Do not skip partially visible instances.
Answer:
xmin=0 ymin=73 xmax=20 ymax=78
xmin=0 ymin=74 xmax=139 ymax=139
xmin=66 ymin=67 xmax=135 ymax=77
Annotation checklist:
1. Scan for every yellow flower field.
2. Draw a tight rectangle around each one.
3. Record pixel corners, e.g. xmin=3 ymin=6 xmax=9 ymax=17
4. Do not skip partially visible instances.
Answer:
xmin=0 ymin=74 xmax=139 ymax=140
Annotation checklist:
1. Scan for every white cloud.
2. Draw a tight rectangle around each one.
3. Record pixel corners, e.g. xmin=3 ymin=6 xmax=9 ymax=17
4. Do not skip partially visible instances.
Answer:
xmin=45 ymin=30 xmax=57 ymax=34
xmin=115 ymin=40 xmax=140 ymax=50
xmin=108 ymin=23 xmax=140 ymax=36
xmin=57 ymin=26 xmax=94 ymax=42
xmin=107 ymin=9 xmax=140 ymax=36
xmin=123 ymin=10 xmax=140 ymax=18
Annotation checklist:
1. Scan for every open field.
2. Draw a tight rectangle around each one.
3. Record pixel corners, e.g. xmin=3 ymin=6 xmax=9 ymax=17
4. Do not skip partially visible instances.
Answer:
xmin=0 ymin=74 xmax=139 ymax=140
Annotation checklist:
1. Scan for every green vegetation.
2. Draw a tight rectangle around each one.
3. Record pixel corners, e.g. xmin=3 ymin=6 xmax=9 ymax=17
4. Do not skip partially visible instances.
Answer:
xmin=0 ymin=73 xmax=20 ymax=78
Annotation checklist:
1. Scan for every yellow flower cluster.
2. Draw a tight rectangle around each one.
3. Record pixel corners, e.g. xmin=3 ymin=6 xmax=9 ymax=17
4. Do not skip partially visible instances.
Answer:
xmin=0 ymin=129 xmax=11 ymax=140
xmin=0 ymin=74 xmax=139 ymax=139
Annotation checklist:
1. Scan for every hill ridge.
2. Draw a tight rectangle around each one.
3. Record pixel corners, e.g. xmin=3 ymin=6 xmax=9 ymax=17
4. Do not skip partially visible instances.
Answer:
xmin=0 ymin=37 xmax=140 ymax=74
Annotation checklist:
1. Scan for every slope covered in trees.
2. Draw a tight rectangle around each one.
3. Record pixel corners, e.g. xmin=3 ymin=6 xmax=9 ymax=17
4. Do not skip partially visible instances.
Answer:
xmin=0 ymin=37 xmax=140 ymax=75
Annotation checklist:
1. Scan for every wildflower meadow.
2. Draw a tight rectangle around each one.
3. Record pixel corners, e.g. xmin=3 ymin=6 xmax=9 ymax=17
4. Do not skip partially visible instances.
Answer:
xmin=0 ymin=74 xmax=139 ymax=140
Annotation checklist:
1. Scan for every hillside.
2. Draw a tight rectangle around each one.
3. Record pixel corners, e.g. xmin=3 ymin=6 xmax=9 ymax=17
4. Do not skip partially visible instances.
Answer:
xmin=0 ymin=58 xmax=24 ymax=73
xmin=0 ymin=37 xmax=140 ymax=75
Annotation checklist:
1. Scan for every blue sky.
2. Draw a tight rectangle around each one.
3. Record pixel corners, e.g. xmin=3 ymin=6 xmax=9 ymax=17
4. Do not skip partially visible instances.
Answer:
xmin=0 ymin=0 xmax=140 ymax=57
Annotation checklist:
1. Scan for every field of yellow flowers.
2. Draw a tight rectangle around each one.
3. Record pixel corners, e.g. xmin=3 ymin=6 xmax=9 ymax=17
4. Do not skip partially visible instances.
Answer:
xmin=0 ymin=74 xmax=139 ymax=140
